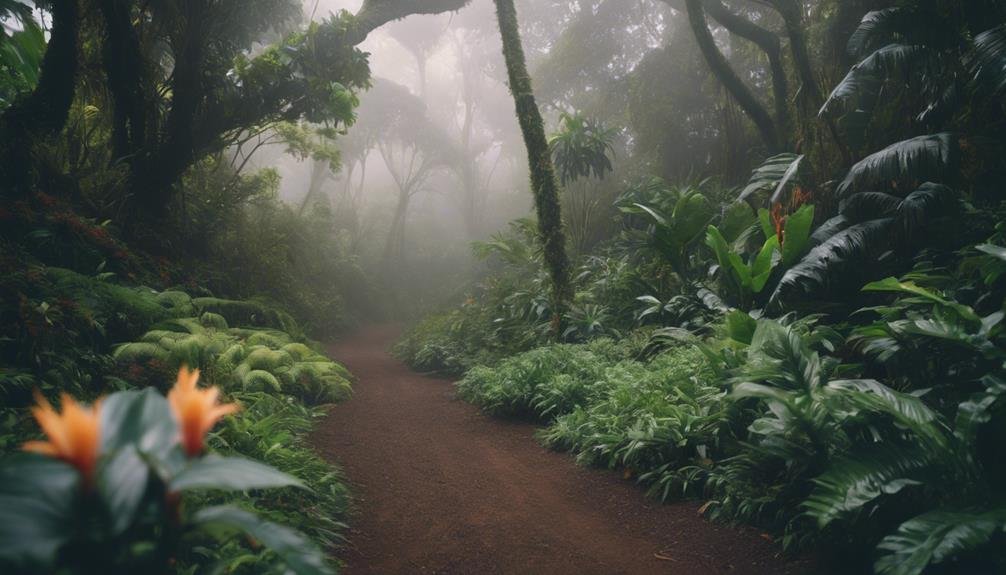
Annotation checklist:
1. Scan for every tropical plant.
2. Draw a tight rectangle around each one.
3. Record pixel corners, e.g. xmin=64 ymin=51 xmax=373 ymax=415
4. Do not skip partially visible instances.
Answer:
xmin=706 ymin=204 xmax=815 ymax=310
xmin=618 ymin=180 xmax=714 ymax=281
xmin=0 ymin=369 xmax=335 ymax=574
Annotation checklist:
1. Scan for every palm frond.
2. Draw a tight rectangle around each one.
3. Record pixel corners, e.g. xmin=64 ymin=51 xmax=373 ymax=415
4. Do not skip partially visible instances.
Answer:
xmin=836 ymin=133 xmax=959 ymax=197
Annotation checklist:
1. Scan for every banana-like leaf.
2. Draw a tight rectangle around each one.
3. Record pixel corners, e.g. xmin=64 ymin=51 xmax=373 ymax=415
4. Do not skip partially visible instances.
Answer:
xmin=781 ymin=204 xmax=815 ymax=267
xmin=875 ymin=508 xmax=1006 ymax=575
xmin=840 ymin=192 xmax=903 ymax=222
xmin=805 ymin=444 xmax=932 ymax=527
xmin=738 ymin=154 xmax=802 ymax=204
xmin=193 ymin=505 xmax=335 ymax=575
xmin=895 ymin=182 xmax=956 ymax=240
xmin=836 ymin=133 xmax=959 ymax=197
xmin=770 ymin=219 xmax=892 ymax=308
xmin=971 ymin=24 xmax=1006 ymax=98
xmin=821 ymin=44 xmax=924 ymax=117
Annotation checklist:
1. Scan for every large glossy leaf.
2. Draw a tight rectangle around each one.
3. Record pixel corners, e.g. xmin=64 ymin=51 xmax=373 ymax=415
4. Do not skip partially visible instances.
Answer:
xmin=0 ymin=454 xmax=79 ymax=567
xmin=875 ymin=508 xmax=1006 ymax=575
xmin=895 ymin=182 xmax=956 ymax=239
xmin=738 ymin=154 xmax=802 ymax=204
xmin=821 ymin=44 xmax=924 ymax=117
xmin=862 ymin=277 xmax=979 ymax=323
xmin=193 ymin=505 xmax=335 ymax=575
xmin=98 ymin=445 xmax=150 ymax=535
xmin=169 ymin=455 xmax=305 ymax=492
xmin=770 ymin=154 xmax=804 ymax=204
xmin=770 ymin=219 xmax=892 ymax=308
xmin=972 ymin=24 xmax=1006 ymax=98
xmin=101 ymin=388 xmax=179 ymax=463
xmin=836 ymin=133 xmax=959 ymax=197
xmin=781 ymin=204 xmax=815 ymax=267
xmin=751 ymin=236 xmax=779 ymax=293
xmin=805 ymin=444 xmax=933 ymax=527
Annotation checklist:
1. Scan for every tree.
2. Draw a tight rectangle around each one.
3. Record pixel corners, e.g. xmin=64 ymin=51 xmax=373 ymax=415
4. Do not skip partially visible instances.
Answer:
xmin=548 ymin=112 xmax=616 ymax=253
xmin=680 ymin=0 xmax=782 ymax=153
xmin=493 ymin=0 xmax=573 ymax=325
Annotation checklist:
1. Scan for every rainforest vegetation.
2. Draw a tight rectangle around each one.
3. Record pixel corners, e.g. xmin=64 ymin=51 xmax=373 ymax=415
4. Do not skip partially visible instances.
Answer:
xmin=1 ymin=0 xmax=1005 ymax=573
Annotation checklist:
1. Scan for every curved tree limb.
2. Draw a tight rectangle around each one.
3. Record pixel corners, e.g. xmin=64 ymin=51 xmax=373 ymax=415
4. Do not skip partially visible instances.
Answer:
xmin=351 ymin=0 xmax=471 ymax=44
xmin=682 ymin=0 xmax=782 ymax=152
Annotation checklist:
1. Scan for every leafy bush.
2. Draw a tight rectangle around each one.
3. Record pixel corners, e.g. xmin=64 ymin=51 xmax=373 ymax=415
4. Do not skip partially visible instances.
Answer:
xmin=0 ymin=371 xmax=336 ymax=574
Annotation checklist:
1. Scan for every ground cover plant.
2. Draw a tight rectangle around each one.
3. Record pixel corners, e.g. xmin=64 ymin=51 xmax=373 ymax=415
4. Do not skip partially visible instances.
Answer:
xmin=4 ymin=0 xmax=1006 ymax=573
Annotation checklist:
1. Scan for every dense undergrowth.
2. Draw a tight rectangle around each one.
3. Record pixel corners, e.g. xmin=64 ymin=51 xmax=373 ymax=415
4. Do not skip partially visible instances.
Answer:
xmin=0 ymin=198 xmax=355 ymax=572
xmin=399 ymin=3 xmax=1006 ymax=571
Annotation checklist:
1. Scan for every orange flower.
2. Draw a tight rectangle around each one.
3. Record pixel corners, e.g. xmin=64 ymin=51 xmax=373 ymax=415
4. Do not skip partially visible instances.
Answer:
xmin=168 ymin=366 xmax=239 ymax=457
xmin=23 ymin=391 xmax=102 ymax=483
xmin=791 ymin=186 xmax=812 ymax=208
xmin=771 ymin=202 xmax=786 ymax=245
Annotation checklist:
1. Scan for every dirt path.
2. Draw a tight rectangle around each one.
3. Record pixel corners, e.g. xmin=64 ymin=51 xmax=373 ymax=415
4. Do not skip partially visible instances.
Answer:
xmin=311 ymin=325 xmax=817 ymax=575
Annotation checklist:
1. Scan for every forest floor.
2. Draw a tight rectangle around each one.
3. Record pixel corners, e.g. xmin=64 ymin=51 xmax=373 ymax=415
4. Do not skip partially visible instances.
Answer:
xmin=311 ymin=324 xmax=820 ymax=575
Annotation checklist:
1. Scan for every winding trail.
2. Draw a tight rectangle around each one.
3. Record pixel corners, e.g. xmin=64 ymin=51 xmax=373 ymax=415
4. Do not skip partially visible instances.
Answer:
xmin=311 ymin=325 xmax=818 ymax=575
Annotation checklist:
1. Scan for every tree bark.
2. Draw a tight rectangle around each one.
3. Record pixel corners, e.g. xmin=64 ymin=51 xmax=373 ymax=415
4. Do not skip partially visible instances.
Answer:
xmin=0 ymin=0 xmax=81 ymax=195
xmin=493 ymin=0 xmax=573 ymax=322
xmin=683 ymin=0 xmax=781 ymax=153
xmin=703 ymin=0 xmax=789 ymax=145
xmin=98 ymin=0 xmax=148 ymax=163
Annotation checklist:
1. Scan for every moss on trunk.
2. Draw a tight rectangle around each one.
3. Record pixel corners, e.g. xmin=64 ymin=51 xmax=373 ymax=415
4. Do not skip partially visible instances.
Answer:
xmin=493 ymin=0 xmax=573 ymax=324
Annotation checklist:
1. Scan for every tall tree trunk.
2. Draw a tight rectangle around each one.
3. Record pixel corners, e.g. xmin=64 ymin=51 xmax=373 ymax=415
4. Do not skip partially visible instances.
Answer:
xmin=493 ymin=0 xmax=573 ymax=325
xmin=99 ymin=0 xmax=148 ymax=163
xmin=0 ymin=0 xmax=81 ymax=196
xmin=683 ymin=0 xmax=781 ymax=153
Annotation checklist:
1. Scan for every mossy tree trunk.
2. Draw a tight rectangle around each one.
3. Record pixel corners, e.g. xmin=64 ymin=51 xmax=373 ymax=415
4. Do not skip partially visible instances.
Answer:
xmin=493 ymin=0 xmax=573 ymax=328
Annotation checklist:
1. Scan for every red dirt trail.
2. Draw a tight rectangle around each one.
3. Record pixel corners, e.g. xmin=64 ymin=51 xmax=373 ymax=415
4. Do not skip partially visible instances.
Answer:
xmin=311 ymin=324 xmax=818 ymax=575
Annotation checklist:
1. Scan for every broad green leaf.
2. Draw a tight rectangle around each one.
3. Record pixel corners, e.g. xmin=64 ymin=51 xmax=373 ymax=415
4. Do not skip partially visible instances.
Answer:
xmin=193 ymin=505 xmax=334 ymax=575
xmin=875 ymin=508 xmax=1006 ymax=575
xmin=781 ymin=204 xmax=815 ymax=267
xmin=99 ymin=445 xmax=150 ymax=535
xmin=0 ymin=454 xmax=79 ymax=567
xmin=757 ymin=208 xmax=775 ymax=242
xmin=719 ymin=201 xmax=757 ymax=243
xmin=751 ymin=236 xmax=779 ymax=293
xmin=169 ymin=455 xmax=305 ymax=492
xmin=725 ymin=310 xmax=757 ymax=345
xmin=862 ymin=278 xmax=979 ymax=323
xmin=101 ymin=388 xmax=179 ymax=462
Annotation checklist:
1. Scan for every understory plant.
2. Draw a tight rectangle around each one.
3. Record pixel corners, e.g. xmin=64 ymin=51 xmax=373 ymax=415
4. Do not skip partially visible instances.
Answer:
xmin=0 ymin=368 xmax=335 ymax=574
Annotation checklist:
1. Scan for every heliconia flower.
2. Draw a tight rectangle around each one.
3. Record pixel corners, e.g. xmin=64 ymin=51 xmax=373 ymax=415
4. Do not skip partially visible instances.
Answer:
xmin=168 ymin=366 xmax=239 ymax=457
xmin=771 ymin=202 xmax=786 ymax=245
xmin=23 ymin=391 xmax=102 ymax=483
